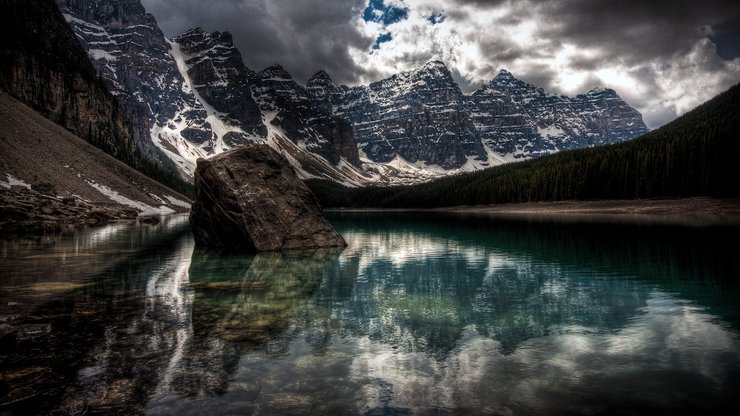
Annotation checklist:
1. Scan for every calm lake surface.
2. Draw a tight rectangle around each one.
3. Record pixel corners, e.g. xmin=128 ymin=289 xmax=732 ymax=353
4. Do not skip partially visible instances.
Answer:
xmin=1 ymin=211 xmax=739 ymax=415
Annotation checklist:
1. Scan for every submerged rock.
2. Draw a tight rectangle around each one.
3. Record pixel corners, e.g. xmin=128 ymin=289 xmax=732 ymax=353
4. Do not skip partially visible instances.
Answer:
xmin=189 ymin=144 xmax=346 ymax=251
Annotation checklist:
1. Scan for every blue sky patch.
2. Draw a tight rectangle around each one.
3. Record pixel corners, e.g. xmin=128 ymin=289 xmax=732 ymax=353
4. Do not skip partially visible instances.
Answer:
xmin=428 ymin=12 xmax=445 ymax=25
xmin=363 ymin=0 xmax=409 ymax=26
xmin=709 ymin=16 xmax=740 ymax=60
xmin=373 ymin=32 xmax=393 ymax=49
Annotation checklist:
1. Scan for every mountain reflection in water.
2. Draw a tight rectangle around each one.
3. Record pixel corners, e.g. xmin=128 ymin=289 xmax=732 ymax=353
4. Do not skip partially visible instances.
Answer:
xmin=0 ymin=212 xmax=738 ymax=415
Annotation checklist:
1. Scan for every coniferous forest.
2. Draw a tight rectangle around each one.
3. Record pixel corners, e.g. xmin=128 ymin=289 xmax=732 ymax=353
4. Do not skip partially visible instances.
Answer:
xmin=307 ymin=83 xmax=740 ymax=208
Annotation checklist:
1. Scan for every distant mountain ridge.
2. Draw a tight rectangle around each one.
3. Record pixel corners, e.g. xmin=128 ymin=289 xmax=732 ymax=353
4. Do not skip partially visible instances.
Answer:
xmin=307 ymin=82 xmax=740 ymax=207
xmin=55 ymin=0 xmax=649 ymax=185
xmin=310 ymin=62 xmax=648 ymax=169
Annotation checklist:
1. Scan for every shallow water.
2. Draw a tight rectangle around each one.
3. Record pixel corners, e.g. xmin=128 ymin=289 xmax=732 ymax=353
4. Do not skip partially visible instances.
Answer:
xmin=1 ymin=212 xmax=739 ymax=415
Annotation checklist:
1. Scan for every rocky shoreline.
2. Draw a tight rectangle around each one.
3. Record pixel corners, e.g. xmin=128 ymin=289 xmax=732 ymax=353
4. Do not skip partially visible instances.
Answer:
xmin=0 ymin=187 xmax=142 ymax=235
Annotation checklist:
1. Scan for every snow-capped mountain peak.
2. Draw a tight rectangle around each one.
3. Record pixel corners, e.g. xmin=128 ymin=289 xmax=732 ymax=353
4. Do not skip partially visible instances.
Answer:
xmin=58 ymin=0 xmax=649 ymax=186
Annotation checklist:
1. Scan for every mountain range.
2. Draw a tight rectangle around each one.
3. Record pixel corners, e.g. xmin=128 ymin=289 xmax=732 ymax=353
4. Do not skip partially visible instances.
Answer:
xmin=56 ymin=0 xmax=648 ymax=185
xmin=307 ymin=81 xmax=740 ymax=207
xmin=0 ymin=0 xmax=191 ymax=216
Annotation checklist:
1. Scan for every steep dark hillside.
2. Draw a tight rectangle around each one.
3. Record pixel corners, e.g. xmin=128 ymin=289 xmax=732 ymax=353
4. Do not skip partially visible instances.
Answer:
xmin=0 ymin=91 xmax=191 ymax=215
xmin=308 ymin=83 xmax=740 ymax=207
xmin=0 ymin=0 xmax=190 ymax=196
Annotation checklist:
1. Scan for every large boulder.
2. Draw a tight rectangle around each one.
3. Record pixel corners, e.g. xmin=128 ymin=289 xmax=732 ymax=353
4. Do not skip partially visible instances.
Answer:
xmin=189 ymin=144 xmax=346 ymax=251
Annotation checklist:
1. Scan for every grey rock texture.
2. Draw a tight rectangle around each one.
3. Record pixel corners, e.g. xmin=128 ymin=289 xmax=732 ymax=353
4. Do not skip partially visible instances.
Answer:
xmin=310 ymin=61 xmax=485 ymax=169
xmin=54 ymin=0 xmax=202 ymax=159
xmin=0 ymin=0 xmax=140 ymax=163
xmin=251 ymin=64 xmax=361 ymax=166
xmin=471 ymin=69 xmax=649 ymax=158
xmin=189 ymin=144 xmax=346 ymax=251
xmin=311 ymin=63 xmax=650 ymax=167
xmin=57 ymin=1 xmax=362 ymax=179
xmin=172 ymin=28 xmax=266 ymax=144
xmin=0 ymin=188 xmax=138 ymax=235
xmin=55 ymin=0 xmax=648 ymax=180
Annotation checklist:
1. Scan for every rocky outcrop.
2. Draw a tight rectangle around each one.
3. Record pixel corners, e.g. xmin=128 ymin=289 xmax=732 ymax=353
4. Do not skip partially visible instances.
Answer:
xmin=54 ymin=0 xmax=649 ymax=182
xmin=312 ymin=62 xmax=649 ymax=167
xmin=470 ymin=69 xmax=649 ymax=158
xmin=0 ymin=188 xmax=139 ymax=235
xmin=55 ymin=0 xmax=206 ymax=159
xmin=57 ymin=2 xmax=364 ymax=182
xmin=251 ymin=64 xmax=361 ymax=166
xmin=313 ymin=61 xmax=485 ymax=169
xmin=0 ymin=0 xmax=139 ymax=163
xmin=0 ymin=0 xmax=187 ymax=196
xmin=172 ymin=28 xmax=266 ymax=143
xmin=189 ymin=144 xmax=346 ymax=251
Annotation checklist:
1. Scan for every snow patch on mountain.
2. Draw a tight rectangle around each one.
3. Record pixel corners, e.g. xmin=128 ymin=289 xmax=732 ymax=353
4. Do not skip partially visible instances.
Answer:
xmin=58 ymin=1 xmax=649 ymax=188
xmin=0 ymin=174 xmax=32 ymax=190
xmin=87 ymin=180 xmax=175 ymax=215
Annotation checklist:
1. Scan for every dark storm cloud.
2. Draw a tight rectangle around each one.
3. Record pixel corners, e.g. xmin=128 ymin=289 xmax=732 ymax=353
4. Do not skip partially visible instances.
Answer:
xmin=539 ymin=0 xmax=740 ymax=62
xmin=141 ymin=0 xmax=372 ymax=85
xmin=450 ymin=0 xmax=740 ymax=69
xmin=448 ymin=0 xmax=508 ymax=8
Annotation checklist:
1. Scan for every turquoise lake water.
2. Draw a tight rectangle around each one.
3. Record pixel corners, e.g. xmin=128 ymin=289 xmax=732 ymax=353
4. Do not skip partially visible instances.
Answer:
xmin=1 ymin=211 xmax=739 ymax=415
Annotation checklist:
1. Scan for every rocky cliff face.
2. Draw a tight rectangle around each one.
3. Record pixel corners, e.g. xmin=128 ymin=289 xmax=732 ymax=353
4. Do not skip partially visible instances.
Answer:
xmin=473 ymin=69 xmax=649 ymax=158
xmin=171 ymin=28 xmax=265 ymax=145
xmin=55 ymin=0 xmax=213 ymax=173
xmin=0 ymin=0 xmax=139 ymax=162
xmin=313 ymin=63 xmax=649 ymax=168
xmin=58 ymin=1 xmax=363 ymax=182
xmin=54 ymin=0 xmax=204 ymax=160
xmin=189 ymin=144 xmax=347 ymax=252
xmin=251 ymin=64 xmax=361 ymax=166
xmin=310 ymin=61 xmax=485 ymax=170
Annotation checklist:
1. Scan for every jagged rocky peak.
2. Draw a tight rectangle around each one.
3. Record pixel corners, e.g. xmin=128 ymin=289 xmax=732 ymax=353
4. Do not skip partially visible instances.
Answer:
xmin=250 ymin=64 xmax=361 ymax=167
xmin=585 ymin=86 xmax=618 ymax=98
xmin=170 ymin=26 xmax=265 ymax=142
xmin=306 ymin=70 xmax=340 ymax=114
xmin=328 ymin=60 xmax=484 ymax=169
xmin=57 ymin=0 xmax=208 ymax=164
xmin=259 ymin=64 xmax=293 ymax=80
xmin=416 ymin=60 xmax=453 ymax=78
xmin=494 ymin=68 xmax=514 ymax=79
xmin=470 ymin=68 xmax=649 ymax=157
xmin=307 ymin=70 xmax=335 ymax=88
xmin=489 ymin=68 xmax=545 ymax=97
xmin=59 ymin=0 xmax=151 ymax=27
xmin=173 ymin=27 xmax=242 ymax=62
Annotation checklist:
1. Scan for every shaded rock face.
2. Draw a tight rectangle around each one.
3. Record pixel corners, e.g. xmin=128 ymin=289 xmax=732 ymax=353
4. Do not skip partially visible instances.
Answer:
xmin=310 ymin=62 xmax=650 ymax=167
xmin=469 ymin=69 xmax=650 ymax=158
xmin=189 ymin=144 xmax=346 ymax=251
xmin=251 ymin=65 xmax=361 ymax=166
xmin=309 ymin=61 xmax=484 ymax=169
xmin=0 ymin=188 xmax=138 ymax=235
xmin=54 ymin=0 xmax=189 ymax=160
xmin=58 ymin=2 xmax=362 ymax=180
xmin=172 ymin=28 xmax=266 ymax=140
xmin=0 ymin=0 xmax=139 ymax=163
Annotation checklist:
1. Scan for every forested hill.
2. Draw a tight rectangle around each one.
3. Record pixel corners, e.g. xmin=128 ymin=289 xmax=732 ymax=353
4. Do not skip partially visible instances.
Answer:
xmin=307 ymin=83 xmax=740 ymax=208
